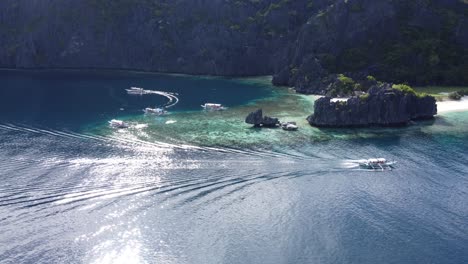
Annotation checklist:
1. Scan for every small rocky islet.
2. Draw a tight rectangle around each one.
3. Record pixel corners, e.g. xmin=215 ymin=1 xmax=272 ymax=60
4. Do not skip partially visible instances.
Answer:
xmin=307 ymin=83 xmax=437 ymax=127
xmin=245 ymin=109 xmax=298 ymax=131
xmin=245 ymin=109 xmax=280 ymax=128
xmin=299 ymin=74 xmax=438 ymax=127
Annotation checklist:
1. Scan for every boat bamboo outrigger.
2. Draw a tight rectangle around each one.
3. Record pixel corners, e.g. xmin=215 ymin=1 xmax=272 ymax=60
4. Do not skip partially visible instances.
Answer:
xmin=359 ymin=158 xmax=396 ymax=171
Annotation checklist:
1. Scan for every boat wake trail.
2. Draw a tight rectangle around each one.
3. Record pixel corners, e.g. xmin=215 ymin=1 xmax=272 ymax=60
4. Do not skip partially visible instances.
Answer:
xmin=0 ymin=123 xmax=311 ymax=161
xmin=341 ymin=159 xmax=367 ymax=169
xmin=0 ymin=121 xmax=382 ymax=228
xmin=0 ymin=122 xmax=200 ymax=152
xmin=145 ymin=90 xmax=179 ymax=109
xmin=129 ymin=88 xmax=179 ymax=109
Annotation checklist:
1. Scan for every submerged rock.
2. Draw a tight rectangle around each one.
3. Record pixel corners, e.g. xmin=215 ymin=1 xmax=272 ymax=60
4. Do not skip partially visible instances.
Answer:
xmin=307 ymin=84 xmax=437 ymax=127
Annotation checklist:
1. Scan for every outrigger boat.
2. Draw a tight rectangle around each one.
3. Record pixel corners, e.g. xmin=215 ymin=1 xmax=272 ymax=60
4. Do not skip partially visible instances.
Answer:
xmin=109 ymin=119 xmax=129 ymax=128
xmin=358 ymin=158 xmax=396 ymax=171
xmin=144 ymin=107 xmax=167 ymax=115
xmin=201 ymin=103 xmax=225 ymax=111
xmin=126 ymin=87 xmax=145 ymax=95
xmin=281 ymin=121 xmax=298 ymax=131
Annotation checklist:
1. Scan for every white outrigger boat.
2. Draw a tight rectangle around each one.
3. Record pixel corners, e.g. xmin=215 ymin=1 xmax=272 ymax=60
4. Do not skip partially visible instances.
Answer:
xmin=359 ymin=158 xmax=396 ymax=171
xmin=201 ymin=103 xmax=225 ymax=111
xmin=108 ymin=119 xmax=129 ymax=128
xmin=126 ymin=87 xmax=145 ymax=95
xmin=281 ymin=121 xmax=298 ymax=131
xmin=144 ymin=107 xmax=167 ymax=115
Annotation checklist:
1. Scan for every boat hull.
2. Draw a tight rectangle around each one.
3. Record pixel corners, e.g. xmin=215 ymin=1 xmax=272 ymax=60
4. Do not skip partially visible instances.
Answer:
xmin=358 ymin=161 xmax=396 ymax=171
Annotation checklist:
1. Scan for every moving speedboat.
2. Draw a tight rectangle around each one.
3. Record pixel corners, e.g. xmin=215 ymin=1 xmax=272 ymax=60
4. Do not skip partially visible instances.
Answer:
xmin=109 ymin=119 xmax=129 ymax=128
xmin=144 ymin=107 xmax=167 ymax=115
xmin=358 ymin=158 xmax=396 ymax=171
xmin=126 ymin=87 xmax=145 ymax=95
xmin=201 ymin=103 xmax=225 ymax=111
xmin=281 ymin=122 xmax=298 ymax=131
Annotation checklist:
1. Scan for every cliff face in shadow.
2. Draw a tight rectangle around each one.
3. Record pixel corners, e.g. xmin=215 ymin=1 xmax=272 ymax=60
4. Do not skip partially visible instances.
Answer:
xmin=307 ymin=84 xmax=438 ymax=127
xmin=0 ymin=0 xmax=467 ymax=87
xmin=273 ymin=0 xmax=468 ymax=89
xmin=0 ymin=0 xmax=321 ymax=75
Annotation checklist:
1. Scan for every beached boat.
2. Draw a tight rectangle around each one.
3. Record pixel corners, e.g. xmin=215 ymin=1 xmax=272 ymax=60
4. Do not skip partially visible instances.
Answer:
xmin=108 ymin=119 xmax=129 ymax=128
xmin=144 ymin=107 xmax=167 ymax=115
xmin=358 ymin=158 xmax=396 ymax=170
xmin=126 ymin=87 xmax=145 ymax=95
xmin=201 ymin=103 xmax=225 ymax=111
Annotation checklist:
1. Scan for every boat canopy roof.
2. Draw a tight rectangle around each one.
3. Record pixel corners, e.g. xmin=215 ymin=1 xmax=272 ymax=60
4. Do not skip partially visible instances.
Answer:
xmin=110 ymin=119 xmax=125 ymax=124
xmin=368 ymin=158 xmax=387 ymax=163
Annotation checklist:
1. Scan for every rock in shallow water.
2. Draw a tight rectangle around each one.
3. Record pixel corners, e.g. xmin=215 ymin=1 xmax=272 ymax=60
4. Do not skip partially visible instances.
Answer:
xmin=245 ymin=109 xmax=280 ymax=128
xmin=245 ymin=109 xmax=263 ymax=127
xmin=307 ymin=84 xmax=437 ymax=127
xmin=262 ymin=116 xmax=280 ymax=127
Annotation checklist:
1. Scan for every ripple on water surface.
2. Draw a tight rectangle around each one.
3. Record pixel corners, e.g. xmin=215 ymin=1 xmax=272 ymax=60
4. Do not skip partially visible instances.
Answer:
xmin=0 ymin=71 xmax=467 ymax=263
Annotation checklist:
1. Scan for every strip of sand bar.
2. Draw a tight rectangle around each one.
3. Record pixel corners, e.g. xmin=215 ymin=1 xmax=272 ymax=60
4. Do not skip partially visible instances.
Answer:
xmin=437 ymin=97 xmax=468 ymax=113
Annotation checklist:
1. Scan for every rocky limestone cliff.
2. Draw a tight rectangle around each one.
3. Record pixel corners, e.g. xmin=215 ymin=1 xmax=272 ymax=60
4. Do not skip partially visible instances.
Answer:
xmin=0 ymin=0 xmax=467 ymax=88
xmin=0 ymin=0 xmax=319 ymax=75
xmin=273 ymin=0 xmax=468 ymax=88
xmin=307 ymin=84 xmax=437 ymax=127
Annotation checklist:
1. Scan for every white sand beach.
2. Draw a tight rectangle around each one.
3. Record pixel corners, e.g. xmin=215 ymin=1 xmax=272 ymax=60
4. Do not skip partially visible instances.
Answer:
xmin=437 ymin=97 xmax=468 ymax=113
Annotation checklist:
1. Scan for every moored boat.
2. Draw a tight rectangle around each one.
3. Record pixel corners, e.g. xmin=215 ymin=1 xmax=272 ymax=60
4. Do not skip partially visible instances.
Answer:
xmin=201 ymin=103 xmax=225 ymax=111
xmin=108 ymin=119 xmax=129 ymax=128
xmin=281 ymin=121 xmax=298 ymax=131
xmin=144 ymin=107 xmax=167 ymax=115
xmin=126 ymin=87 xmax=145 ymax=95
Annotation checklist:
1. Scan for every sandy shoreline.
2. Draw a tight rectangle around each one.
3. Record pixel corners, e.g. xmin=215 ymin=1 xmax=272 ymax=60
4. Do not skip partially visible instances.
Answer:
xmin=437 ymin=97 xmax=468 ymax=114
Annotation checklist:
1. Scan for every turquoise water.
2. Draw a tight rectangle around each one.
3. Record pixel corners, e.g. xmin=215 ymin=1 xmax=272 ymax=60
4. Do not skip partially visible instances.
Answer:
xmin=0 ymin=70 xmax=467 ymax=264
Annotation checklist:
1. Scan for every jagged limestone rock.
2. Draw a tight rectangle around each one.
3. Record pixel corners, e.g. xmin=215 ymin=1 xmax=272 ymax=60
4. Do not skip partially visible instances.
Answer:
xmin=307 ymin=84 xmax=437 ymax=127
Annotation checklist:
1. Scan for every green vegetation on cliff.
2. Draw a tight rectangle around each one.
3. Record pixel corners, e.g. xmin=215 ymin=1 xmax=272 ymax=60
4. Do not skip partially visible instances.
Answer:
xmin=332 ymin=1 xmax=468 ymax=85
xmin=275 ymin=0 xmax=468 ymax=93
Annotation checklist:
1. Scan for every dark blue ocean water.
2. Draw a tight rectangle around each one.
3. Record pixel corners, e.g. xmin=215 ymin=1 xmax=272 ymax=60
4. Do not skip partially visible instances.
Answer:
xmin=0 ymin=70 xmax=467 ymax=264
xmin=0 ymin=70 xmax=272 ymax=129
